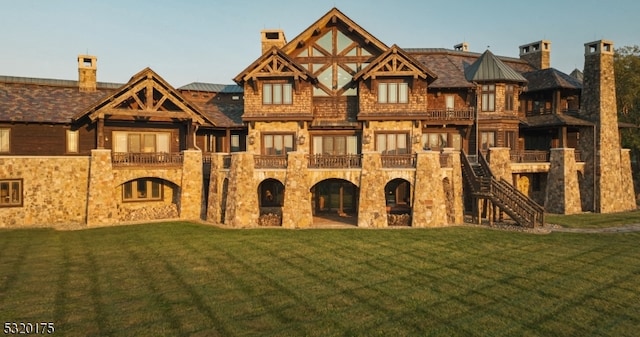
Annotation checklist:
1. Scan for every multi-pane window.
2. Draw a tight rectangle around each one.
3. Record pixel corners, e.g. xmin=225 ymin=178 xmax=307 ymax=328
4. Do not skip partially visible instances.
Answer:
xmin=445 ymin=95 xmax=455 ymax=110
xmin=505 ymin=131 xmax=517 ymax=151
xmin=481 ymin=131 xmax=496 ymax=150
xmin=123 ymin=179 xmax=162 ymax=202
xmin=113 ymin=132 xmax=170 ymax=153
xmin=312 ymin=135 xmax=358 ymax=155
xmin=263 ymin=83 xmax=292 ymax=105
xmin=66 ymin=130 xmax=79 ymax=153
xmin=263 ymin=134 xmax=294 ymax=155
xmin=230 ymin=134 xmax=242 ymax=152
xmin=422 ymin=132 xmax=462 ymax=150
xmin=0 ymin=128 xmax=9 ymax=153
xmin=505 ymin=85 xmax=515 ymax=111
xmin=378 ymin=82 xmax=408 ymax=103
xmin=376 ymin=133 xmax=409 ymax=154
xmin=481 ymin=84 xmax=495 ymax=111
xmin=0 ymin=179 xmax=22 ymax=207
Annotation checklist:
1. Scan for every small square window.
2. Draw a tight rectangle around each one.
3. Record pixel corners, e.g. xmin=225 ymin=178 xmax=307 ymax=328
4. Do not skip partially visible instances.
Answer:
xmin=0 ymin=179 xmax=23 ymax=207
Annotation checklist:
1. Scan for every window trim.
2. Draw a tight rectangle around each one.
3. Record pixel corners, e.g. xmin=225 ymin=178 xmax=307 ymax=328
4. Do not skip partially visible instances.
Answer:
xmin=122 ymin=179 xmax=163 ymax=202
xmin=262 ymin=133 xmax=295 ymax=155
xmin=0 ymin=178 xmax=23 ymax=208
xmin=378 ymin=82 xmax=409 ymax=104
xmin=375 ymin=132 xmax=410 ymax=155
xmin=481 ymin=84 xmax=496 ymax=112
xmin=262 ymin=83 xmax=293 ymax=105
xmin=112 ymin=131 xmax=171 ymax=153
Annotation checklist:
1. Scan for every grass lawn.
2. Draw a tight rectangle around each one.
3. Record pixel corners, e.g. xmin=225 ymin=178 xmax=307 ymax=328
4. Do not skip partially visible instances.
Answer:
xmin=1 ymin=222 xmax=639 ymax=336
xmin=546 ymin=209 xmax=640 ymax=229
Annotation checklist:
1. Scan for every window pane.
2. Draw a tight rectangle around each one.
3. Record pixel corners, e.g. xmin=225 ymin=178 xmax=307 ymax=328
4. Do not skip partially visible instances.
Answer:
xmin=318 ymin=67 xmax=333 ymax=90
xmin=317 ymin=32 xmax=332 ymax=52
xmin=388 ymin=83 xmax=397 ymax=103
xmin=284 ymin=135 xmax=293 ymax=153
xmin=378 ymin=83 xmax=387 ymax=103
xmin=347 ymin=136 xmax=358 ymax=154
xmin=67 ymin=130 xmax=78 ymax=153
xmin=397 ymin=134 xmax=407 ymax=154
xmin=230 ymin=135 xmax=240 ymax=152
xmin=429 ymin=134 xmax=439 ymax=149
xmin=445 ymin=95 xmax=455 ymax=110
xmin=274 ymin=135 xmax=283 ymax=154
xmin=273 ymin=84 xmax=282 ymax=104
xmin=137 ymin=180 xmax=147 ymax=198
xmin=398 ymin=83 xmax=408 ymax=103
xmin=263 ymin=84 xmax=272 ymax=104
xmin=313 ymin=136 xmax=323 ymax=154
xmin=156 ymin=133 xmax=170 ymax=153
xmin=336 ymin=66 xmax=351 ymax=90
xmin=336 ymin=30 xmax=352 ymax=53
xmin=123 ymin=182 xmax=132 ymax=200
xmin=114 ymin=132 xmax=127 ymax=152
xmin=283 ymin=84 xmax=292 ymax=104
xmin=128 ymin=134 xmax=141 ymax=152
xmin=10 ymin=182 xmax=20 ymax=203
xmin=452 ymin=134 xmax=462 ymax=150
xmin=0 ymin=182 xmax=8 ymax=204
xmin=143 ymin=134 xmax=156 ymax=152
xmin=335 ymin=136 xmax=346 ymax=155
xmin=0 ymin=129 xmax=10 ymax=152
xmin=323 ymin=137 xmax=334 ymax=154
xmin=264 ymin=135 xmax=273 ymax=154
xmin=151 ymin=181 xmax=161 ymax=199
xmin=376 ymin=134 xmax=386 ymax=153
xmin=488 ymin=94 xmax=495 ymax=111
xmin=387 ymin=134 xmax=396 ymax=153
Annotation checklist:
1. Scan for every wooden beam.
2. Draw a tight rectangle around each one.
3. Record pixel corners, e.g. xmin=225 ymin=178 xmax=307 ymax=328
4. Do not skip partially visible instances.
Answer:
xmin=102 ymin=108 xmax=192 ymax=119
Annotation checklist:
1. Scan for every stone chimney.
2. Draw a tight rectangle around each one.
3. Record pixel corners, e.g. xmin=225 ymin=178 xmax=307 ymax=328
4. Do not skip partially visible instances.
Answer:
xmin=78 ymin=55 xmax=97 ymax=92
xmin=453 ymin=42 xmax=469 ymax=52
xmin=519 ymin=40 xmax=551 ymax=70
xmin=261 ymin=29 xmax=286 ymax=54
xmin=578 ymin=39 xmax=636 ymax=213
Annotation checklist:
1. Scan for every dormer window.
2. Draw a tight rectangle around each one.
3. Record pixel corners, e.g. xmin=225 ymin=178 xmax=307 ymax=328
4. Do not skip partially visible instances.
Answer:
xmin=378 ymin=82 xmax=408 ymax=104
xmin=263 ymin=83 xmax=292 ymax=105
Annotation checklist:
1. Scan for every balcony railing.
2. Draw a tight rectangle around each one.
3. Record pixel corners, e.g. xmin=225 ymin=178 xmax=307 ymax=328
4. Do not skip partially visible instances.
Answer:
xmin=510 ymin=150 xmax=550 ymax=163
xmin=424 ymin=108 xmax=475 ymax=121
xmin=381 ymin=154 xmax=416 ymax=168
xmin=308 ymin=154 xmax=362 ymax=168
xmin=255 ymin=155 xmax=287 ymax=169
xmin=112 ymin=152 xmax=183 ymax=166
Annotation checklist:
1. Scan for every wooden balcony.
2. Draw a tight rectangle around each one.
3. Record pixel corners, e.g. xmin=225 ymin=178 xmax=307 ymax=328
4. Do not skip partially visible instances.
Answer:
xmin=424 ymin=108 xmax=475 ymax=123
xmin=255 ymin=155 xmax=287 ymax=169
xmin=381 ymin=154 xmax=416 ymax=168
xmin=510 ymin=150 xmax=549 ymax=163
xmin=112 ymin=152 xmax=183 ymax=167
xmin=308 ymin=154 xmax=362 ymax=169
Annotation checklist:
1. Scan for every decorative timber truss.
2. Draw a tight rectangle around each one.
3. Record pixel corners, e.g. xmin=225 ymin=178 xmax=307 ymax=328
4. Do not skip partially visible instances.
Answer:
xmin=353 ymin=45 xmax=437 ymax=81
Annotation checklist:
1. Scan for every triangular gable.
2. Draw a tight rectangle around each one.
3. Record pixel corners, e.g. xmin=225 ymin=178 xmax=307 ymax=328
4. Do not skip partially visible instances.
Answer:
xmin=464 ymin=50 xmax=527 ymax=83
xmin=353 ymin=45 xmax=438 ymax=81
xmin=233 ymin=47 xmax=316 ymax=85
xmin=73 ymin=67 xmax=213 ymax=125
xmin=281 ymin=7 xmax=388 ymax=56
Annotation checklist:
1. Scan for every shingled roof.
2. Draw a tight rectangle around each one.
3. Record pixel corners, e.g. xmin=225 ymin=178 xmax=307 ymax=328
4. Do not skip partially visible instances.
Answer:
xmin=178 ymin=82 xmax=243 ymax=93
xmin=522 ymin=113 xmax=593 ymax=128
xmin=523 ymin=68 xmax=582 ymax=92
xmin=464 ymin=50 xmax=528 ymax=83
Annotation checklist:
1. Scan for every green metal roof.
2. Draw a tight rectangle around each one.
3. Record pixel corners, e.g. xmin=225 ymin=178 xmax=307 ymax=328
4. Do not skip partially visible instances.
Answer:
xmin=464 ymin=50 xmax=527 ymax=83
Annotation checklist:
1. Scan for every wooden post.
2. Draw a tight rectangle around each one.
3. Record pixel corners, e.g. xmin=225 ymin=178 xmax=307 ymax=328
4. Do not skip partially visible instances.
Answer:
xmin=97 ymin=118 xmax=104 ymax=149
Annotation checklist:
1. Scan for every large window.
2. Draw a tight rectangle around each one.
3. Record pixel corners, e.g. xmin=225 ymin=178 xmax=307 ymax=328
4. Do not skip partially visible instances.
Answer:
xmin=0 ymin=179 xmax=22 ymax=207
xmin=376 ymin=133 xmax=409 ymax=154
xmin=505 ymin=85 xmax=515 ymax=111
xmin=378 ymin=82 xmax=408 ymax=103
xmin=263 ymin=83 xmax=292 ymax=105
xmin=123 ymin=179 xmax=162 ymax=202
xmin=312 ymin=135 xmax=358 ymax=155
xmin=481 ymin=84 xmax=495 ymax=112
xmin=263 ymin=134 xmax=294 ymax=155
xmin=0 ymin=128 xmax=9 ymax=153
xmin=481 ymin=131 xmax=496 ymax=150
xmin=113 ymin=131 xmax=170 ymax=153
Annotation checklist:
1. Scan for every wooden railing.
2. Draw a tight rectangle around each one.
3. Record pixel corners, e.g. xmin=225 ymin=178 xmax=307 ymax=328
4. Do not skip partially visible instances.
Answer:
xmin=510 ymin=150 xmax=550 ymax=163
xmin=255 ymin=155 xmax=287 ymax=169
xmin=381 ymin=154 xmax=416 ymax=168
xmin=424 ymin=108 xmax=475 ymax=121
xmin=112 ymin=152 xmax=183 ymax=166
xmin=308 ymin=154 xmax=362 ymax=168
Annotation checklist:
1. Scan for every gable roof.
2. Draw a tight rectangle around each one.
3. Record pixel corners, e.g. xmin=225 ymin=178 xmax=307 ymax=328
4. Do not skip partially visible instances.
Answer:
xmin=233 ymin=47 xmax=316 ymax=85
xmin=522 ymin=68 xmax=582 ymax=92
xmin=72 ymin=67 xmax=213 ymax=125
xmin=464 ymin=50 xmax=528 ymax=83
xmin=280 ymin=7 xmax=388 ymax=55
xmin=353 ymin=44 xmax=437 ymax=81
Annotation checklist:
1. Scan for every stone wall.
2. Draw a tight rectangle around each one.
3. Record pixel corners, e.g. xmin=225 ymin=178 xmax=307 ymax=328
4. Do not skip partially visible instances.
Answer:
xmin=412 ymin=151 xmax=447 ymax=227
xmin=179 ymin=150 xmax=203 ymax=220
xmin=357 ymin=152 xmax=388 ymax=227
xmin=87 ymin=149 xmax=117 ymax=226
xmin=224 ymin=152 xmax=259 ymax=227
xmin=0 ymin=156 xmax=90 ymax=228
xmin=544 ymin=148 xmax=581 ymax=214
xmin=281 ymin=152 xmax=313 ymax=228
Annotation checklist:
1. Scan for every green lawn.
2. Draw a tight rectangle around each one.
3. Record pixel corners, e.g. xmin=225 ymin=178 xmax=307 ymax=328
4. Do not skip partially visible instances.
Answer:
xmin=1 ymin=223 xmax=639 ymax=336
xmin=546 ymin=209 xmax=640 ymax=229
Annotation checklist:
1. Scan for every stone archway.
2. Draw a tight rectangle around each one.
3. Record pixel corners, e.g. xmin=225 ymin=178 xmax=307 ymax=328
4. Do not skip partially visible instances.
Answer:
xmin=310 ymin=178 xmax=358 ymax=225
xmin=257 ymin=178 xmax=284 ymax=226
xmin=385 ymin=178 xmax=412 ymax=226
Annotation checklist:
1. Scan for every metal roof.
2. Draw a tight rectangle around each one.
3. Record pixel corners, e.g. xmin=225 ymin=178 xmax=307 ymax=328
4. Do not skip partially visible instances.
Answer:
xmin=464 ymin=50 xmax=527 ymax=83
xmin=178 ymin=82 xmax=243 ymax=93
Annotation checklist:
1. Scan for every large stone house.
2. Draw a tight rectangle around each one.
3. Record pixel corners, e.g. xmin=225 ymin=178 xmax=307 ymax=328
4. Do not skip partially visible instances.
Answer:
xmin=0 ymin=8 xmax=635 ymax=229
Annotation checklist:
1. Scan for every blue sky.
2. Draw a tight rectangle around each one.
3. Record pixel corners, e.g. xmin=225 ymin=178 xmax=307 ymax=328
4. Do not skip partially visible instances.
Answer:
xmin=1 ymin=0 xmax=638 ymax=87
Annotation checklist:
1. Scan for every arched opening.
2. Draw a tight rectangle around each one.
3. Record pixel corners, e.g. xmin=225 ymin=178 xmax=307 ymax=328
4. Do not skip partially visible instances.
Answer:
xmin=118 ymin=177 xmax=179 ymax=222
xmin=258 ymin=179 xmax=284 ymax=226
xmin=311 ymin=178 xmax=358 ymax=225
xmin=385 ymin=178 xmax=412 ymax=226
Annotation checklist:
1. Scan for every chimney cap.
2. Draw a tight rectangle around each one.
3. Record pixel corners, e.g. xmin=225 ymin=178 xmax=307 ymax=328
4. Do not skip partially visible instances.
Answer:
xmin=453 ymin=42 xmax=469 ymax=52
xmin=584 ymin=40 xmax=614 ymax=55
xmin=519 ymin=40 xmax=551 ymax=56
xmin=78 ymin=55 xmax=97 ymax=69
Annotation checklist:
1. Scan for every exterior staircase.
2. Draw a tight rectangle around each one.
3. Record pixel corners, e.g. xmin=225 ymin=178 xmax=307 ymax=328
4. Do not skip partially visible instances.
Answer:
xmin=461 ymin=151 xmax=545 ymax=228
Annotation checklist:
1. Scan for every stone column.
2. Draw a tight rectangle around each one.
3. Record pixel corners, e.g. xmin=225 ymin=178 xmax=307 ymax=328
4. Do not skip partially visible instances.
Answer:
xmin=412 ymin=151 xmax=447 ymax=227
xmin=86 ymin=149 xmax=117 ymax=226
xmin=281 ymin=152 xmax=313 ymax=228
xmin=179 ymin=150 xmax=203 ymax=220
xmin=443 ymin=149 xmax=464 ymax=224
xmin=544 ymin=148 xmax=581 ymax=214
xmin=224 ymin=152 xmax=259 ymax=227
xmin=357 ymin=152 xmax=387 ymax=228
xmin=206 ymin=153 xmax=228 ymax=224
xmin=620 ymin=149 xmax=637 ymax=211
xmin=487 ymin=147 xmax=512 ymax=182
